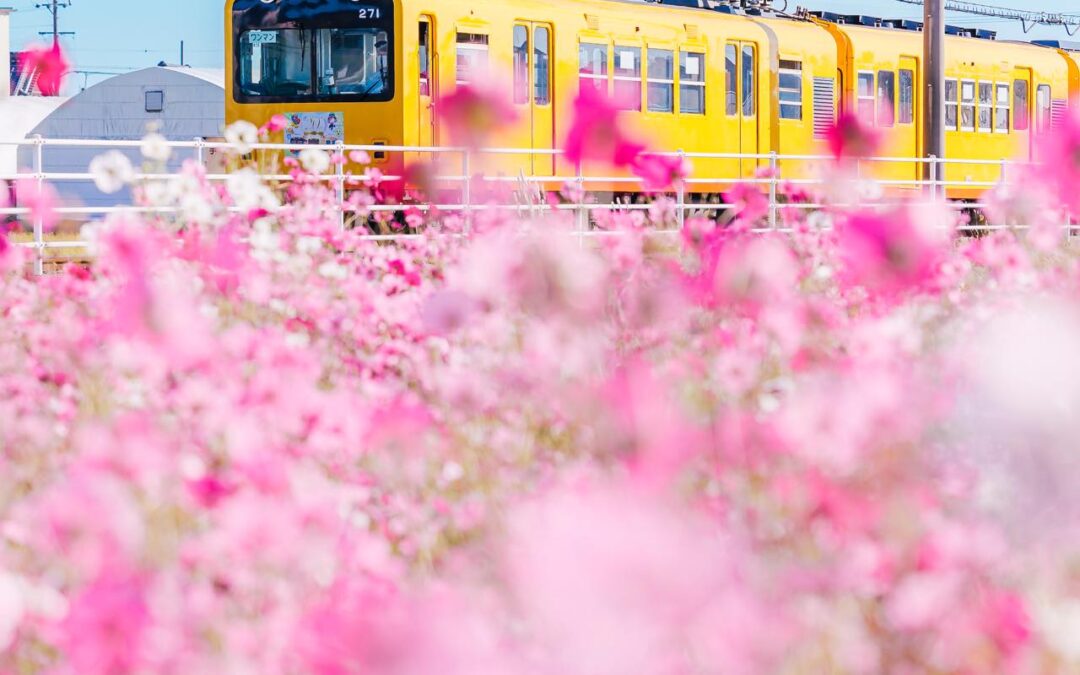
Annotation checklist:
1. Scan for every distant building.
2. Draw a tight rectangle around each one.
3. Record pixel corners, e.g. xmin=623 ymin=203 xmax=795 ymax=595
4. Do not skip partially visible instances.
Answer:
xmin=2 ymin=66 xmax=225 ymax=211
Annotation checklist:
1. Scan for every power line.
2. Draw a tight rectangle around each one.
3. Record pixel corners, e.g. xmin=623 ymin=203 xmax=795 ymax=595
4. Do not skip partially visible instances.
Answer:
xmin=33 ymin=0 xmax=73 ymax=42
xmin=895 ymin=0 xmax=1080 ymax=34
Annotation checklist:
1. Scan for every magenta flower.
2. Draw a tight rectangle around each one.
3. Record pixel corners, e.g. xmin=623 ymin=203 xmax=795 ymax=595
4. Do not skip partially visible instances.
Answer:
xmin=826 ymin=111 xmax=882 ymax=161
xmin=631 ymin=153 xmax=691 ymax=192
xmin=439 ymin=81 xmax=518 ymax=149
xmin=17 ymin=41 xmax=70 ymax=96
xmin=837 ymin=208 xmax=944 ymax=295
xmin=15 ymin=179 xmax=60 ymax=232
xmin=563 ymin=85 xmax=645 ymax=167
xmin=56 ymin=563 xmax=149 ymax=674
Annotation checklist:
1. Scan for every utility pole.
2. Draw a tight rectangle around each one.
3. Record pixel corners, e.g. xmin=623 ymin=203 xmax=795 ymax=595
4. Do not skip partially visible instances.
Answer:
xmin=35 ymin=0 xmax=73 ymax=44
xmin=924 ymin=0 xmax=945 ymax=185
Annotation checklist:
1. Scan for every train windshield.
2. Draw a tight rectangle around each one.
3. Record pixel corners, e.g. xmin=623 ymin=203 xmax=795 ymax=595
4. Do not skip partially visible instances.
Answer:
xmin=233 ymin=0 xmax=394 ymax=103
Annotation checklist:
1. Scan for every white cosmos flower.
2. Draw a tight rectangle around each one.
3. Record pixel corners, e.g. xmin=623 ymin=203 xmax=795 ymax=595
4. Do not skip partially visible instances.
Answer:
xmin=141 ymin=133 xmax=172 ymax=163
xmin=226 ymin=169 xmax=279 ymax=212
xmin=89 ymin=151 xmax=136 ymax=194
xmin=299 ymin=148 xmax=332 ymax=175
xmin=0 ymin=573 xmax=24 ymax=651
xmin=317 ymin=261 xmax=348 ymax=280
xmin=179 ymin=192 xmax=215 ymax=225
xmin=224 ymin=120 xmax=260 ymax=155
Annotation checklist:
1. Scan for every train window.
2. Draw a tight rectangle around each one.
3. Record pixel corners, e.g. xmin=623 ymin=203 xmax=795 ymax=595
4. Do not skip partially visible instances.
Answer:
xmin=317 ymin=28 xmax=390 ymax=97
xmin=877 ymin=71 xmax=895 ymax=127
xmin=647 ymin=49 xmax=674 ymax=113
xmin=899 ymin=70 xmax=914 ymax=124
xmin=945 ymin=79 xmax=958 ymax=131
xmin=238 ymin=29 xmax=314 ymax=98
xmin=857 ymin=72 xmax=874 ymax=122
xmin=419 ymin=22 xmax=431 ymax=97
xmin=960 ymin=80 xmax=975 ymax=132
xmin=978 ymin=82 xmax=993 ymax=133
xmin=995 ymin=83 xmax=1009 ymax=134
xmin=534 ymin=27 xmax=551 ymax=105
xmin=680 ymin=51 xmax=705 ymax=115
xmin=513 ymin=26 xmax=529 ymax=104
xmin=778 ymin=60 xmax=802 ymax=121
xmin=579 ymin=43 xmax=608 ymax=96
xmin=742 ymin=45 xmax=755 ymax=117
xmin=1036 ymin=85 xmax=1051 ymax=131
xmin=614 ymin=46 xmax=642 ymax=111
xmin=1014 ymin=80 xmax=1030 ymax=131
xmin=725 ymin=45 xmax=738 ymax=116
xmin=456 ymin=33 xmax=489 ymax=86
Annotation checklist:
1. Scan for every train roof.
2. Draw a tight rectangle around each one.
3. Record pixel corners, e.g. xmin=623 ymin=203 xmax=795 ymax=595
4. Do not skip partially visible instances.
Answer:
xmin=1033 ymin=40 xmax=1080 ymax=52
xmin=628 ymin=0 xmax=1080 ymax=56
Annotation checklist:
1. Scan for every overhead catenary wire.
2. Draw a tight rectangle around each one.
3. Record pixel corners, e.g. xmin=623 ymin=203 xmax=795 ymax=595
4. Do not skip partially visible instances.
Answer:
xmin=894 ymin=0 xmax=1080 ymax=35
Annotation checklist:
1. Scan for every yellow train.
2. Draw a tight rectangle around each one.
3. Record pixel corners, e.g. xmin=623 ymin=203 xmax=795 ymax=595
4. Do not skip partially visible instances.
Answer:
xmin=224 ymin=0 xmax=1080 ymax=199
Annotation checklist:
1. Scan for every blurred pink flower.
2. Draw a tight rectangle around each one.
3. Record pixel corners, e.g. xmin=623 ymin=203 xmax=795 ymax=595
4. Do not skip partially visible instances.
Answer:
xmin=259 ymin=113 xmax=289 ymax=135
xmin=18 ymin=41 xmax=70 ymax=96
xmin=1035 ymin=112 xmax=1080 ymax=215
xmin=837 ymin=208 xmax=944 ymax=294
xmin=15 ymin=179 xmax=60 ymax=232
xmin=631 ymin=153 xmax=691 ymax=192
xmin=564 ymin=85 xmax=645 ymax=167
xmin=827 ymin=112 xmax=882 ymax=161
xmin=56 ymin=562 xmax=149 ymax=674
xmin=439 ymin=81 xmax=517 ymax=149
xmin=505 ymin=484 xmax=789 ymax=675
xmin=724 ymin=182 xmax=769 ymax=223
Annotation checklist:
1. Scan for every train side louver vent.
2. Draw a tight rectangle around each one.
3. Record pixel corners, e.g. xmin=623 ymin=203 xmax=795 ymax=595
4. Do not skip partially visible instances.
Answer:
xmin=812 ymin=78 xmax=836 ymax=139
xmin=1052 ymin=99 xmax=1068 ymax=130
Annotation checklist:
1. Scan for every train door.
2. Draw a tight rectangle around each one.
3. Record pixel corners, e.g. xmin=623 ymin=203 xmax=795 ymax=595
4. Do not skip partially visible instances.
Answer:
xmin=418 ymin=16 xmax=436 ymax=147
xmin=1012 ymin=67 xmax=1033 ymax=162
xmin=512 ymin=22 xmax=555 ymax=176
xmin=723 ymin=42 xmax=759 ymax=179
xmin=898 ymin=56 xmax=920 ymax=185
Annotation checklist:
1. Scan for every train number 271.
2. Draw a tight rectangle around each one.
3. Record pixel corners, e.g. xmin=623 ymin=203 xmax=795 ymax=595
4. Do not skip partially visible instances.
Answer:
xmin=357 ymin=7 xmax=382 ymax=19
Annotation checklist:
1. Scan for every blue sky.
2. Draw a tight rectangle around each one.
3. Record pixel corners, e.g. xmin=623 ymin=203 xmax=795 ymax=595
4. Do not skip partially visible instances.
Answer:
xmin=5 ymin=0 xmax=1080 ymax=91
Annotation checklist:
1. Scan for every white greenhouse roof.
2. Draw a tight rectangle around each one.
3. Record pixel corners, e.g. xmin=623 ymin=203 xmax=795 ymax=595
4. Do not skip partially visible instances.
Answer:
xmin=0 ymin=96 xmax=70 ymax=176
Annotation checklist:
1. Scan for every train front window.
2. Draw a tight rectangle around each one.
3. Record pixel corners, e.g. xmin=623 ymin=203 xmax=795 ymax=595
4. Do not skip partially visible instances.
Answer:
xmin=316 ymin=28 xmax=389 ymax=97
xmin=239 ymin=29 xmax=314 ymax=98
xmin=232 ymin=0 xmax=395 ymax=103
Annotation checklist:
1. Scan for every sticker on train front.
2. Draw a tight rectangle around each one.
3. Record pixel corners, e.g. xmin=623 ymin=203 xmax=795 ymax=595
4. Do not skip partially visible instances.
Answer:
xmin=284 ymin=112 xmax=344 ymax=145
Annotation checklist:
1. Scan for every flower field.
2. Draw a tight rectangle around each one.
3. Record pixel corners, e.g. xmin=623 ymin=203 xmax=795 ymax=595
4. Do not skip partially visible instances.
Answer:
xmin=3 ymin=65 xmax=1080 ymax=673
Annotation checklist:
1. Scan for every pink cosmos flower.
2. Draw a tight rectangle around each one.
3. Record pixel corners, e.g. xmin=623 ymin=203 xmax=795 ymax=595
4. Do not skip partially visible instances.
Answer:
xmin=15 ymin=179 xmax=60 ymax=232
xmin=836 ymin=208 xmax=944 ymax=294
xmin=56 ymin=562 xmax=150 ymax=674
xmin=827 ymin=111 xmax=882 ymax=161
xmin=563 ymin=85 xmax=645 ymax=167
xmin=631 ymin=153 xmax=691 ymax=192
xmin=439 ymin=81 xmax=517 ymax=149
xmin=724 ymin=182 xmax=769 ymax=223
xmin=17 ymin=41 xmax=70 ymax=96
xmin=1035 ymin=112 xmax=1080 ymax=215
xmin=259 ymin=113 xmax=289 ymax=135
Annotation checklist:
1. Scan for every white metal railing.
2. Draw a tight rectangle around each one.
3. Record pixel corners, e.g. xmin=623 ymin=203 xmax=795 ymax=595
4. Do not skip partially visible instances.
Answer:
xmin=0 ymin=137 xmax=1038 ymax=274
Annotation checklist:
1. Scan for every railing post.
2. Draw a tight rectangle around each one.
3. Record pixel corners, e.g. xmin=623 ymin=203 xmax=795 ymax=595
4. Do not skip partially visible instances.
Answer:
xmin=33 ymin=135 xmax=45 ymax=276
xmin=928 ymin=155 xmax=939 ymax=202
xmin=334 ymin=141 xmax=346 ymax=231
xmin=194 ymin=136 xmax=205 ymax=167
xmin=1000 ymin=158 xmax=1008 ymax=188
xmin=677 ymin=149 xmax=686 ymax=230
xmin=576 ymin=161 xmax=586 ymax=247
xmin=462 ymin=149 xmax=472 ymax=229
xmin=768 ymin=151 xmax=779 ymax=229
